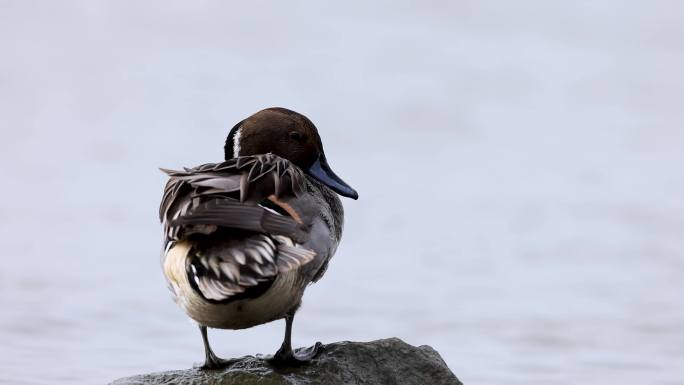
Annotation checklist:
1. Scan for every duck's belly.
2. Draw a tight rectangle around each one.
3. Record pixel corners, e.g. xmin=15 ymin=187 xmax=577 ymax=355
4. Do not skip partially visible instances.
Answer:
xmin=163 ymin=241 xmax=303 ymax=329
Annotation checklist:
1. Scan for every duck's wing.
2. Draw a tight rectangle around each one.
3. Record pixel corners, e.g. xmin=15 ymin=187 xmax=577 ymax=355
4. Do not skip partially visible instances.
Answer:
xmin=160 ymin=154 xmax=307 ymax=242
xmin=172 ymin=232 xmax=316 ymax=301
xmin=159 ymin=154 xmax=316 ymax=301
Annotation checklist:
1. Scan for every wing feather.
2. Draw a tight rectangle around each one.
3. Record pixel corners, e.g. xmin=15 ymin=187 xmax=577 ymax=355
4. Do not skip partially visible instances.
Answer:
xmin=160 ymin=154 xmax=318 ymax=302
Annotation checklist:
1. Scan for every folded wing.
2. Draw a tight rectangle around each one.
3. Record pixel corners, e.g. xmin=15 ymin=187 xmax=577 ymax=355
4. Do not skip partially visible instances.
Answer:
xmin=160 ymin=154 xmax=316 ymax=301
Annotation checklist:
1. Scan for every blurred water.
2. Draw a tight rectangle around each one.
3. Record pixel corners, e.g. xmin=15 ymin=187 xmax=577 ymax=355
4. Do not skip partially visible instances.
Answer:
xmin=1 ymin=1 xmax=683 ymax=384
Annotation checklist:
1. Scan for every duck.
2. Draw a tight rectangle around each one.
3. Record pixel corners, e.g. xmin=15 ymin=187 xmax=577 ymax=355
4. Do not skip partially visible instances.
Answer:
xmin=159 ymin=107 xmax=358 ymax=369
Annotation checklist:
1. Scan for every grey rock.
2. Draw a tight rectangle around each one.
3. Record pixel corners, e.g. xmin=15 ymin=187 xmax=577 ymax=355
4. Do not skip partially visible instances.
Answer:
xmin=110 ymin=338 xmax=462 ymax=385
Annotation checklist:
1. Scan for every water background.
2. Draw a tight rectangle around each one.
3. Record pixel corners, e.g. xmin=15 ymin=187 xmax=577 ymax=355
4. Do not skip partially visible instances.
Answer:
xmin=1 ymin=1 xmax=683 ymax=384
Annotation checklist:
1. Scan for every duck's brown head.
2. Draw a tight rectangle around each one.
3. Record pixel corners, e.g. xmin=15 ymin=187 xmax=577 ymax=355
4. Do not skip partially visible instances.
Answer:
xmin=224 ymin=107 xmax=358 ymax=200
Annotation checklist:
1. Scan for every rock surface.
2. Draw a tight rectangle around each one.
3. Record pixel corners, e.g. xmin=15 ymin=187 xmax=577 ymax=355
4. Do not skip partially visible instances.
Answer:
xmin=110 ymin=338 xmax=462 ymax=385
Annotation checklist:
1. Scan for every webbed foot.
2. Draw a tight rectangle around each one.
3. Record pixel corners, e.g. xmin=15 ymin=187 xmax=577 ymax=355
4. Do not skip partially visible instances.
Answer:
xmin=270 ymin=341 xmax=323 ymax=366
xmin=197 ymin=352 xmax=239 ymax=370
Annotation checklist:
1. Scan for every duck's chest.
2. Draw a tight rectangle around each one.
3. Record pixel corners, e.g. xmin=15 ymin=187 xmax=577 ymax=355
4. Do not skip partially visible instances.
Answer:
xmin=163 ymin=241 xmax=304 ymax=329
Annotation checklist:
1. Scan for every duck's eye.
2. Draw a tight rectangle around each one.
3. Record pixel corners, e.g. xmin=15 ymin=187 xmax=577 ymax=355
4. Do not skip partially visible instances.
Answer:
xmin=289 ymin=131 xmax=303 ymax=141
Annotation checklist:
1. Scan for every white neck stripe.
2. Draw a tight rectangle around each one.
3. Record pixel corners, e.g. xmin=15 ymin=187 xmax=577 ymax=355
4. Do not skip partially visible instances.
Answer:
xmin=233 ymin=128 xmax=242 ymax=158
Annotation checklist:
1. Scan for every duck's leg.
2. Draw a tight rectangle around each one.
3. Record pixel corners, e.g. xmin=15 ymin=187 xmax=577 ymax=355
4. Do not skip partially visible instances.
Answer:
xmin=198 ymin=325 xmax=238 ymax=370
xmin=271 ymin=309 xmax=323 ymax=365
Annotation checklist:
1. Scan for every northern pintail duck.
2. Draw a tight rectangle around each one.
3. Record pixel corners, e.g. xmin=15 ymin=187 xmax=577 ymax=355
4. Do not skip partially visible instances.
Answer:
xmin=159 ymin=107 xmax=358 ymax=368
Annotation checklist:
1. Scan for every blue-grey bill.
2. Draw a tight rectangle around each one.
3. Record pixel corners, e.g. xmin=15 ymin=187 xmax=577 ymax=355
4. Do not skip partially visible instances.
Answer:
xmin=307 ymin=156 xmax=359 ymax=200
